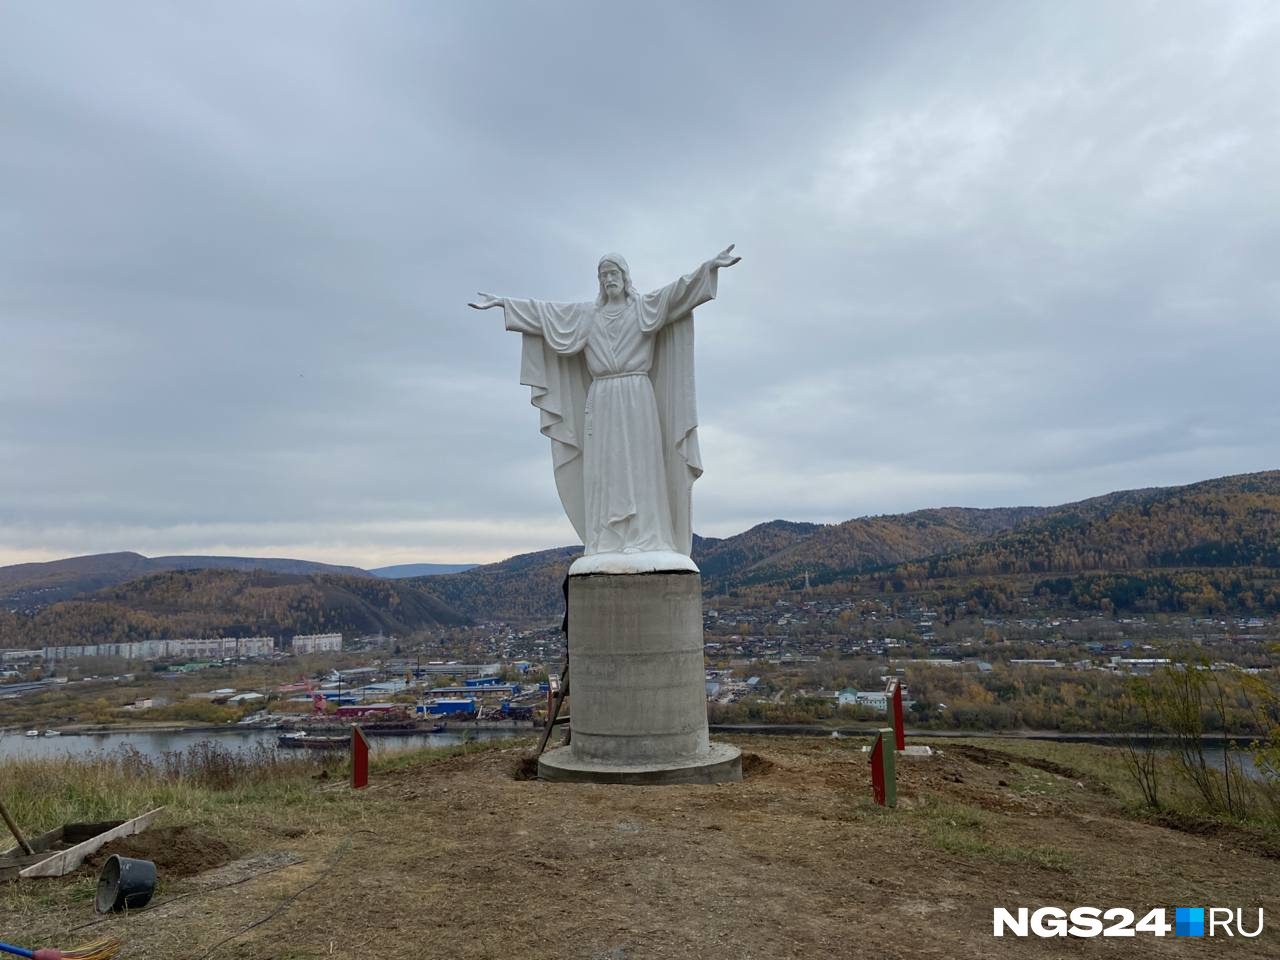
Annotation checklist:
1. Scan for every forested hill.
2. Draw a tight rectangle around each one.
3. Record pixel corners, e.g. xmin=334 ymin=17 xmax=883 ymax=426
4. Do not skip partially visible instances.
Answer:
xmin=412 ymin=472 xmax=1280 ymax=621
xmin=834 ymin=471 xmax=1280 ymax=616
xmin=407 ymin=506 xmax=1059 ymax=621
xmin=722 ymin=506 xmax=1050 ymax=587
xmin=0 ymin=551 xmax=372 ymax=612
xmin=906 ymin=471 xmax=1280 ymax=579
xmin=692 ymin=521 xmax=822 ymax=580
xmin=0 ymin=570 xmax=467 ymax=648
xmin=408 ymin=546 xmax=582 ymax=623
xmin=6 ymin=471 xmax=1277 ymax=635
xmin=407 ymin=507 xmax=1054 ymax=621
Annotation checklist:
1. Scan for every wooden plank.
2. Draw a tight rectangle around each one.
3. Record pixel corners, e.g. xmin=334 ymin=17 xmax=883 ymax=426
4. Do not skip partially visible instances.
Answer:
xmin=18 ymin=807 xmax=164 ymax=879
xmin=1 ymin=850 xmax=60 ymax=882
xmin=2 ymin=824 xmax=70 ymax=860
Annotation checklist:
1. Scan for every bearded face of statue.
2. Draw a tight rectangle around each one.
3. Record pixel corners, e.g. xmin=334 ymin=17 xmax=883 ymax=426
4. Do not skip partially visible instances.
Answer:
xmin=598 ymin=260 xmax=625 ymax=301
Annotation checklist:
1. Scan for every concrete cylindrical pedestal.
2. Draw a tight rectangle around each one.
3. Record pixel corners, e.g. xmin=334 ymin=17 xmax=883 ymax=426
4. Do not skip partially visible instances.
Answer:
xmin=538 ymin=570 xmax=742 ymax=785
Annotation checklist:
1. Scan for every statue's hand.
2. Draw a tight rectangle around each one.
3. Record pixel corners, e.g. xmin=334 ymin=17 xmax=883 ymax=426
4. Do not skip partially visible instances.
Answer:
xmin=710 ymin=243 xmax=741 ymax=270
xmin=467 ymin=292 xmax=504 ymax=310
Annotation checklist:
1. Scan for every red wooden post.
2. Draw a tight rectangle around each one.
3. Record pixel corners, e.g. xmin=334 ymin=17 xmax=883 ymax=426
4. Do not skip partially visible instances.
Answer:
xmin=892 ymin=680 xmax=905 ymax=752
xmin=351 ymin=725 xmax=370 ymax=790
xmin=870 ymin=732 xmax=886 ymax=806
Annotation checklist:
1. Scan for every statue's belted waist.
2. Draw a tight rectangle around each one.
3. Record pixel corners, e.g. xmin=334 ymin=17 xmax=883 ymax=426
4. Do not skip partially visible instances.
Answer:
xmin=593 ymin=371 xmax=647 ymax=380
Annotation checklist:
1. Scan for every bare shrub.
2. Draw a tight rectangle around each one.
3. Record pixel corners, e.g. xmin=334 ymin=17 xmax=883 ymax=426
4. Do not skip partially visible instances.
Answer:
xmin=1117 ymin=676 xmax=1162 ymax=808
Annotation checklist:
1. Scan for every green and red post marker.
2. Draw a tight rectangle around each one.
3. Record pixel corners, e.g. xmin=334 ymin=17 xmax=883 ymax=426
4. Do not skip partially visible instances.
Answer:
xmin=870 ymin=727 xmax=897 ymax=807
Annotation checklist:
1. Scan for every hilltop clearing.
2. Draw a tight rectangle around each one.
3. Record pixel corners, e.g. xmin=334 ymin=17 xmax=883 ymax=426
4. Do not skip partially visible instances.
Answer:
xmin=5 ymin=737 xmax=1277 ymax=959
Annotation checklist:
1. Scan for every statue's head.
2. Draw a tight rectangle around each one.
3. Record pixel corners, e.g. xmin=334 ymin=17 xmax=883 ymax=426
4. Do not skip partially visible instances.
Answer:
xmin=596 ymin=254 xmax=636 ymax=305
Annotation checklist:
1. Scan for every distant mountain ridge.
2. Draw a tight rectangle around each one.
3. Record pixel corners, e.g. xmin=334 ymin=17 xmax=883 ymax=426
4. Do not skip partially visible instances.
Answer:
xmin=404 ymin=506 xmax=1051 ymax=622
xmin=721 ymin=506 xmax=1052 ymax=587
xmin=692 ymin=520 xmax=823 ymax=581
xmin=902 ymin=470 xmax=1280 ymax=579
xmin=0 ymin=551 xmax=371 ymax=612
xmin=410 ymin=471 xmax=1280 ymax=620
xmin=406 ymin=546 xmax=582 ymax=623
xmin=4 ymin=470 xmax=1277 ymax=638
xmin=0 ymin=569 xmax=467 ymax=648
xmin=370 ymin=563 xmax=478 ymax=579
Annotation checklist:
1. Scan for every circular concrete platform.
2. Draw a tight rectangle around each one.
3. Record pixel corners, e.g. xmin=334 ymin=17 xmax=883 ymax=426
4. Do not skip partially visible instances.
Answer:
xmin=538 ymin=742 xmax=742 ymax=785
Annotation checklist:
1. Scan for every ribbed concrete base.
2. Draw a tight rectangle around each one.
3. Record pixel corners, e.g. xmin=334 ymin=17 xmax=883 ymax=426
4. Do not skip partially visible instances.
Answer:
xmin=565 ymin=571 xmax=710 ymax=764
xmin=538 ymin=742 xmax=742 ymax=785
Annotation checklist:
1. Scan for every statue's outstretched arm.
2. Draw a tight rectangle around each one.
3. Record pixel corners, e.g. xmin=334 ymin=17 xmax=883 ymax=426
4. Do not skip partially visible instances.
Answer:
xmin=645 ymin=244 xmax=741 ymax=326
xmin=472 ymin=293 xmax=587 ymax=346
xmin=708 ymin=243 xmax=741 ymax=271
xmin=467 ymin=292 xmax=506 ymax=311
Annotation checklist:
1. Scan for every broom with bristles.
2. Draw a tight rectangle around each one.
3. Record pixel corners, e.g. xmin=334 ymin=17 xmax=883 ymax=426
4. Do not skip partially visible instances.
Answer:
xmin=0 ymin=938 xmax=122 ymax=960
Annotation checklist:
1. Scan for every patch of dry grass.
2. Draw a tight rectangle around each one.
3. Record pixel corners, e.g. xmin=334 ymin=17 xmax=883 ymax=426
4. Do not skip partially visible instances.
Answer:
xmin=931 ymin=736 xmax=1280 ymax=831
xmin=905 ymin=795 xmax=1075 ymax=871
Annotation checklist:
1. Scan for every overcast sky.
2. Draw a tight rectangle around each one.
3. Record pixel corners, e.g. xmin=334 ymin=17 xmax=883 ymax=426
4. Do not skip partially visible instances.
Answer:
xmin=2 ymin=1 xmax=1278 ymax=569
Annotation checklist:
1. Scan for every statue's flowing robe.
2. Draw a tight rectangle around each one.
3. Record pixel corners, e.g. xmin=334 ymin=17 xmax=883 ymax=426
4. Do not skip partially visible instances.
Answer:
xmin=502 ymin=262 xmax=717 ymax=556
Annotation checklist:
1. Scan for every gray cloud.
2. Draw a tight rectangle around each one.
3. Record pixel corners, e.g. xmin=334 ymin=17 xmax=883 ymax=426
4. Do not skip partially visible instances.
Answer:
xmin=2 ymin=1 xmax=1278 ymax=565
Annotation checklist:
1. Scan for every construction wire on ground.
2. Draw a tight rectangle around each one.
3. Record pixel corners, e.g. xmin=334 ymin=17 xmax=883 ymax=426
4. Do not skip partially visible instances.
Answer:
xmin=191 ymin=834 xmax=360 ymax=960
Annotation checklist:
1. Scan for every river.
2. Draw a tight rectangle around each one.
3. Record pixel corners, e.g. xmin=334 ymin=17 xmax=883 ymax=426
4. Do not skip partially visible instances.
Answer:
xmin=0 ymin=726 xmax=518 ymax=761
xmin=0 ymin=726 xmax=1269 ymax=782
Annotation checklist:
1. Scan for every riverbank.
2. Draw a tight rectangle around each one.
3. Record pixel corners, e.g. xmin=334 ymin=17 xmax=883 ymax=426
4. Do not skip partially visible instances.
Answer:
xmin=1 ymin=718 xmax=542 ymax=737
xmin=3 ymin=736 xmax=1277 ymax=959
xmin=0 ymin=726 xmax=517 ymax=763
xmin=3 ymin=720 xmax=232 ymax=736
xmin=710 ymin=722 xmax=1263 ymax=743
xmin=7 ymin=718 xmax=1264 ymax=746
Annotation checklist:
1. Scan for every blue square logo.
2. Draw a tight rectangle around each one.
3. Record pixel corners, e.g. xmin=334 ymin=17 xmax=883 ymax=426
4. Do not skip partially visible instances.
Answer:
xmin=1176 ymin=907 xmax=1205 ymax=937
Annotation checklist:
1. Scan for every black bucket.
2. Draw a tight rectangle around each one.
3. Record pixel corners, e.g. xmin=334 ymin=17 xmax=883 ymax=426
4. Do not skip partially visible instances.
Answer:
xmin=95 ymin=854 xmax=157 ymax=913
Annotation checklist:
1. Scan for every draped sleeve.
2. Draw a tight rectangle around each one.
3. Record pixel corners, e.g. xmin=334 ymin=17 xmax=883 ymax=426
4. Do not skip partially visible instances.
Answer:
xmin=501 ymin=299 xmax=593 ymax=545
xmin=503 ymin=298 xmax=593 ymax=355
xmin=636 ymin=260 xmax=719 ymax=333
xmin=640 ymin=262 xmax=719 ymax=555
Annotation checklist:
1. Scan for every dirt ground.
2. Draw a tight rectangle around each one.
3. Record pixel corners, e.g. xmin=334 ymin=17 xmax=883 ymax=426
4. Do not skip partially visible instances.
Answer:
xmin=9 ymin=736 xmax=1279 ymax=959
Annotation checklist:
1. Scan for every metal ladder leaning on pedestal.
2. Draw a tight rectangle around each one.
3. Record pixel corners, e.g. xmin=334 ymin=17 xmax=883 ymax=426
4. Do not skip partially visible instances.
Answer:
xmin=535 ymin=574 xmax=572 ymax=757
xmin=535 ymin=661 xmax=570 ymax=756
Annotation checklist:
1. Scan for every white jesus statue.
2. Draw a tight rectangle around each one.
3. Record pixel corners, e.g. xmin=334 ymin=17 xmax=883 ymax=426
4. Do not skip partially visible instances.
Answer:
xmin=469 ymin=246 xmax=740 ymax=574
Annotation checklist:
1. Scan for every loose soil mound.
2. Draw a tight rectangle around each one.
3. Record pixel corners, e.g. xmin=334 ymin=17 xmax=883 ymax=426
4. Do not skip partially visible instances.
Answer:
xmin=739 ymin=751 xmax=774 ymax=777
xmin=1141 ymin=808 xmax=1280 ymax=860
xmin=79 ymin=825 xmax=238 ymax=878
